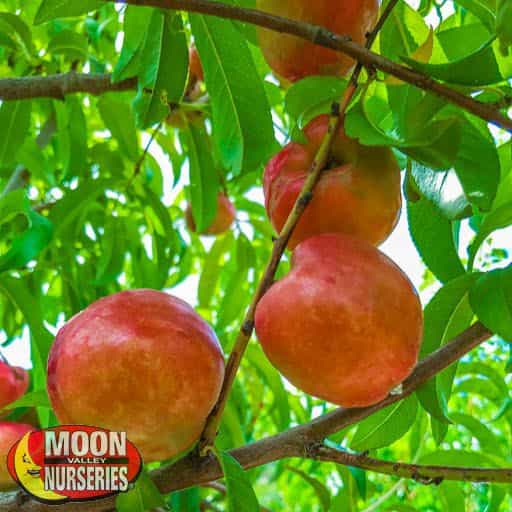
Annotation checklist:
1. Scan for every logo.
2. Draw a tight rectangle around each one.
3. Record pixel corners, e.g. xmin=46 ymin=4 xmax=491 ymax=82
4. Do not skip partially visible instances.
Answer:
xmin=7 ymin=425 xmax=142 ymax=504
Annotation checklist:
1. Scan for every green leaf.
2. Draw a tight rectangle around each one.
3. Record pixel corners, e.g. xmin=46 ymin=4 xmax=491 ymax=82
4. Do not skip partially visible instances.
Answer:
xmin=190 ymin=13 xmax=276 ymax=174
xmin=285 ymin=76 xmax=347 ymax=126
xmin=402 ymin=38 xmax=504 ymax=86
xmin=185 ymin=125 xmax=220 ymax=233
xmin=0 ymin=100 xmax=31 ymax=169
xmin=2 ymin=389 xmax=51 ymax=411
xmin=116 ymin=472 xmax=165 ymax=512
xmin=198 ymin=232 xmax=234 ymax=307
xmin=133 ymin=11 xmax=188 ymax=128
xmin=287 ymin=466 xmax=331 ymax=511
xmin=0 ymin=276 xmax=53 ymax=426
xmin=97 ymin=96 xmax=138 ymax=160
xmin=34 ymin=0 xmax=103 ymax=24
xmin=469 ymin=265 xmax=512 ymax=341
xmin=497 ymin=0 xmax=512 ymax=56
xmin=468 ymin=201 xmax=512 ymax=268
xmin=112 ymin=5 xmax=153 ymax=83
xmin=416 ymin=274 xmax=478 ymax=424
xmin=410 ymin=165 xmax=471 ymax=220
xmin=0 ymin=13 xmax=34 ymax=57
xmin=408 ymin=198 xmax=466 ymax=283
xmin=0 ymin=209 xmax=53 ymax=273
xmin=439 ymin=482 xmax=465 ymax=512
xmin=169 ymin=488 xmax=201 ymax=511
xmin=350 ymin=395 xmax=418 ymax=451
xmin=47 ymin=29 xmax=88 ymax=60
xmin=219 ymin=451 xmax=260 ymax=512
xmin=450 ymin=412 xmax=504 ymax=455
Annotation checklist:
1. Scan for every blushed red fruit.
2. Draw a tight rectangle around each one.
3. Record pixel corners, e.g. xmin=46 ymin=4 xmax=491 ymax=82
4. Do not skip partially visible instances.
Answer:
xmin=257 ymin=0 xmax=379 ymax=82
xmin=47 ymin=290 xmax=224 ymax=462
xmin=0 ymin=362 xmax=29 ymax=410
xmin=186 ymin=194 xmax=236 ymax=236
xmin=189 ymin=45 xmax=204 ymax=83
xmin=255 ymin=234 xmax=423 ymax=407
xmin=0 ymin=422 xmax=34 ymax=490
xmin=264 ymin=114 xmax=401 ymax=249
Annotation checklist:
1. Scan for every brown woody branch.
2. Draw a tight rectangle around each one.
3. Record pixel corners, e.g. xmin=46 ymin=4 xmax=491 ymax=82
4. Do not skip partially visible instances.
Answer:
xmin=199 ymin=0 xmax=398 ymax=453
xmin=112 ymin=0 xmax=512 ymax=132
xmin=312 ymin=445 xmax=512 ymax=484
xmin=0 ymin=1 xmax=510 ymax=131
xmin=0 ymin=73 xmax=136 ymax=101
xmin=0 ymin=322 xmax=495 ymax=511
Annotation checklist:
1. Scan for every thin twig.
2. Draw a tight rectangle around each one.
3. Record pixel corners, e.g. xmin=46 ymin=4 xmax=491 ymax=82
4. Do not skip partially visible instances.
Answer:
xmin=198 ymin=0 xmax=399 ymax=455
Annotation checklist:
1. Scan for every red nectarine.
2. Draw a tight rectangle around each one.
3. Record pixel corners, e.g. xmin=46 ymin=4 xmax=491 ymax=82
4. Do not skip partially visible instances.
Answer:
xmin=264 ymin=115 xmax=401 ymax=248
xmin=47 ymin=290 xmax=225 ymax=462
xmin=0 ymin=422 xmax=34 ymax=490
xmin=186 ymin=193 xmax=236 ymax=236
xmin=0 ymin=362 xmax=29 ymax=411
xmin=257 ymin=0 xmax=379 ymax=82
xmin=254 ymin=234 xmax=423 ymax=407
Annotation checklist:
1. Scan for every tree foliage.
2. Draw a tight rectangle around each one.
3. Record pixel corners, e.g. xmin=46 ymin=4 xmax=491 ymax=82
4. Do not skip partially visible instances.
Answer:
xmin=0 ymin=0 xmax=511 ymax=510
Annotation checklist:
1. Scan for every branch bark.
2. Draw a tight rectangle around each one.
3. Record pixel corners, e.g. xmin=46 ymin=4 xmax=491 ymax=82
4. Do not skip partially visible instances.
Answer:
xmin=0 ymin=73 xmax=136 ymax=101
xmin=113 ymin=0 xmax=511 ymax=132
xmin=312 ymin=445 xmax=512 ymax=484
xmin=199 ymin=0 xmax=398 ymax=453
xmin=0 ymin=1 xmax=510 ymax=132
xmin=0 ymin=322 xmax=494 ymax=512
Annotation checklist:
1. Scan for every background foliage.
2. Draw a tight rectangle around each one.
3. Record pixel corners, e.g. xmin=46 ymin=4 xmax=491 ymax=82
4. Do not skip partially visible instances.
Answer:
xmin=0 ymin=0 xmax=511 ymax=510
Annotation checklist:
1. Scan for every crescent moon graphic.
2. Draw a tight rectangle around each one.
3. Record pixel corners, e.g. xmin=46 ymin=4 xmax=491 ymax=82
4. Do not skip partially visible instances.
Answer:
xmin=14 ymin=432 xmax=67 ymax=502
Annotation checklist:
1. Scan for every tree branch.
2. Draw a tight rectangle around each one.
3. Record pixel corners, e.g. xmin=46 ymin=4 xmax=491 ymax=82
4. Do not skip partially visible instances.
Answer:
xmin=109 ymin=0 xmax=512 ymax=132
xmin=0 ymin=322 xmax=494 ymax=511
xmin=0 ymin=73 xmax=136 ymax=101
xmin=311 ymin=445 xmax=512 ymax=484
xmin=0 ymin=1 xmax=509 ymax=131
xmin=199 ymin=0 xmax=399 ymax=453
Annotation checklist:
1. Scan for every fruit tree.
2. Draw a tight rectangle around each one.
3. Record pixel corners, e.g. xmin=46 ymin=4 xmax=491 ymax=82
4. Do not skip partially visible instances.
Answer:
xmin=0 ymin=0 xmax=511 ymax=511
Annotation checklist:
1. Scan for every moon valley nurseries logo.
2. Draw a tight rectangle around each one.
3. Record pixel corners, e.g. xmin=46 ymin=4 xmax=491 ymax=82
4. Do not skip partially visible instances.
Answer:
xmin=6 ymin=425 xmax=142 ymax=504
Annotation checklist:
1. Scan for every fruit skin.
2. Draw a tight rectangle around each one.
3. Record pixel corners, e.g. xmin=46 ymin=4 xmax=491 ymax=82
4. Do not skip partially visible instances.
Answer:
xmin=189 ymin=45 xmax=204 ymax=83
xmin=0 ymin=362 xmax=29 ymax=410
xmin=257 ymin=0 xmax=379 ymax=82
xmin=186 ymin=194 xmax=236 ymax=236
xmin=264 ymin=115 xmax=401 ymax=249
xmin=47 ymin=290 xmax=225 ymax=462
xmin=254 ymin=234 xmax=423 ymax=408
xmin=0 ymin=422 xmax=34 ymax=490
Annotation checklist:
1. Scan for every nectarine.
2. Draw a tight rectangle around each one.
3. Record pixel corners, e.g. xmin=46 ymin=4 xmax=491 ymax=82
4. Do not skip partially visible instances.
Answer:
xmin=0 ymin=362 xmax=29 ymax=411
xmin=257 ymin=0 xmax=379 ymax=82
xmin=254 ymin=234 xmax=423 ymax=407
xmin=186 ymin=193 xmax=236 ymax=236
xmin=264 ymin=114 xmax=401 ymax=248
xmin=47 ymin=290 xmax=225 ymax=462
xmin=0 ymin=422 xmax=34 ymax=490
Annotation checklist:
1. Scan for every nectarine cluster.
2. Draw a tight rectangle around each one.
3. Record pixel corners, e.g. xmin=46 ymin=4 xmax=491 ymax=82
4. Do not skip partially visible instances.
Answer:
xmin=255 ymin=113 xmax=423 ymax=407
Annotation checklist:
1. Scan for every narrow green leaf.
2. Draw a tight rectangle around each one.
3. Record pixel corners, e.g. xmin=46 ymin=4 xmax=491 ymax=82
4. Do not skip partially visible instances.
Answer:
xmin=408 ymin=198 xmax=465 ymax=283
xmin=351 ymin=395 xmax=418 ymax=451
xmin=190 ymin=14 xmax=276 ymax=174
xmin=116 ymin=472 xmax=164 ymax=512
xmin=469 ymin=266 xmax=512 ymax=341
xmin=0 ymin=100 xmax=31 ymax=169
xmin=34 ymin=0 xmax=102 ymax=24
xmin=219 ymin=451 xmax=260 ymax=512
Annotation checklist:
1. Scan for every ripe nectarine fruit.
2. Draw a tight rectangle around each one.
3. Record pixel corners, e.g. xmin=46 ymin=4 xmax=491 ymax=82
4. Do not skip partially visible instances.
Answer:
xmin=47 ymin=290 xmax=225 ymax=462
xmin=0 ymin=362 xmax=29 ymax=410
xmin=0 ymin=422 xmax=34 ymax=490
xmin=254 ymin=234 xmax=423 ymax=407
xmin=257 ymin=0 xmax=379 ymax=82
xmin=264 ymin=114 xmax=401 ymax=248
xmin=186 ymin=193 xmax=236 ymax=236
